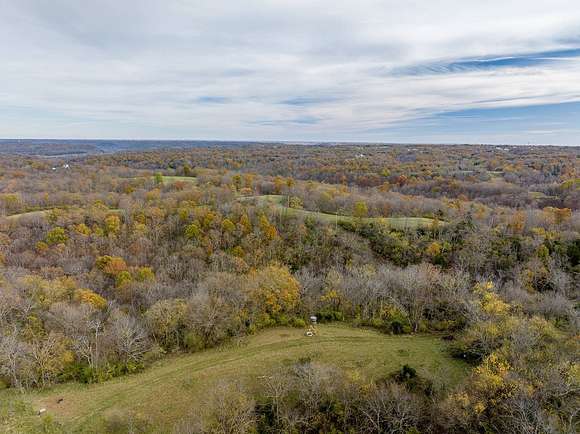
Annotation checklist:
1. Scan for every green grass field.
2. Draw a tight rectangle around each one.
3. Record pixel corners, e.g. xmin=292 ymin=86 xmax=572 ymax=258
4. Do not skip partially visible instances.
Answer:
xmin=161 ymin=176 xmax=197 ymax=184
xmin=242 ymin=195 xmax=441 ymax=230
xmin=1 ymin=324 xmax=467 ymax=433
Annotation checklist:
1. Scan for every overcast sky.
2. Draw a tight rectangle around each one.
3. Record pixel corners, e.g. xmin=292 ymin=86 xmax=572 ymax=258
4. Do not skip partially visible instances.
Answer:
xmin=1 ymin=0 xmax=580 ymax=144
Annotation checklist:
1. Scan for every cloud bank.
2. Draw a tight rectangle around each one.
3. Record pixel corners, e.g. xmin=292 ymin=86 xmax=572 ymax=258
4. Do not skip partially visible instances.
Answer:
xmin=1 ymin=0 xmax=580 ymax=144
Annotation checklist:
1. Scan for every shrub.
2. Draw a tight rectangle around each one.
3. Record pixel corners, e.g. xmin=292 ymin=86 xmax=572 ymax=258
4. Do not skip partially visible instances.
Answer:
xmin=396 ymin=364 xmax=417 ymax=380
xmin=316 ymin=308 xmax=344 ymax=322
xmin=103 ymin=411 xmax=151 ymax=434
xmin=143 ymin=343 xmax=166 ymax=364
xmin=391 ymin=364 xmax=433 ymax=395
xmin=184 ymin=332 xmax=205 ymax=352
xmin=290 ymin=317 xmax=306 ymax=328
xmin=254 ymin=313 xmax=277 ymax=329
xmin=391 ymin=319 xmax=404 ymax=334
xmin=430 ymin=319 xmax=456 ymax=331
xmin=370 ymin=317 xmax=384 ymax=329
xmin=275 ymin=313 xmax=290 ymax=326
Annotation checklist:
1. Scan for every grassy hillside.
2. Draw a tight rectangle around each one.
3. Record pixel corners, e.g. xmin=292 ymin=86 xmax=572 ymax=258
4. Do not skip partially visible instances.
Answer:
xmin=1 ymin=325 xmax=467 ymax=433
xmin=243 ymin=195 xmax=441 ymax=230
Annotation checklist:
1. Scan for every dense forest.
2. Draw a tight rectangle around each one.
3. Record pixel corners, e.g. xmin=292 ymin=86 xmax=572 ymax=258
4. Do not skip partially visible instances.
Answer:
xmin=0 ymin=144 xmax=578 ymax=433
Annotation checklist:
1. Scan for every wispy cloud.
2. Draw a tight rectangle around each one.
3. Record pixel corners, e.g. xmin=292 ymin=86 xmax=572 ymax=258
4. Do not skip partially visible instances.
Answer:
xmin=391 ymin=48 xmax=580 ymax=76
xmin=250 ymin=115 xmax=323 ymax=126
xmin=279 ymin=96 xmax=342 ymax=106
xmin=196 ymin=96 xmax=231 ymax=104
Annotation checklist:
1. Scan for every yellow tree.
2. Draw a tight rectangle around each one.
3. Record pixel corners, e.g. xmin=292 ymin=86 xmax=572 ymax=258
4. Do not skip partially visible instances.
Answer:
xmin=222 ymin=218 xmax=236 ymax=233
xmin=95 ymin=255 xmax=128 ymax=276
xmin=554 ymin=207 xmax=572 ymax=225
xmin=508 ymin=211 xmax=525 ymax=234
xmin=249 ymin=265 xmax=300 ymax=316
xmin=239 ymin=213 xmax=252 ymax=234
xmin=259 ymin=215 xmax=278 ymax=241
xmin=104 ymin=214 xmax=121 ymax=236
xmin=75 ymin=288 xmax=107 ymax=310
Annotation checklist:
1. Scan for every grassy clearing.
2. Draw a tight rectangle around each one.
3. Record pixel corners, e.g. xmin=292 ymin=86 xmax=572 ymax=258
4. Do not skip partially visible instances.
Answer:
xmin=161 ymin=176 xmax=197 ymax=184
xmin=528 ymin=191 xmax=557 ymax=200
xmin=3 ymin=210 xmax=50 ymax=221
xmin=3 ymin=208 xmax=122 ymax=221
xmin=243 ymin=195 xmax=441 ymax=230
xmin=2 ymin=324 xmax=467 ymax=433
xmin=120 ymin=175 xmax=197 ymax=185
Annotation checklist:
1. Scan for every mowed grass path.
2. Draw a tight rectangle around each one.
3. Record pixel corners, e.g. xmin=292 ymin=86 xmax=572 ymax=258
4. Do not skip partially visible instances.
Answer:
xmin=243 ymin=195 xmax=440 ymax=230
xmin=5 ymin=325 xmax=467 ymax=432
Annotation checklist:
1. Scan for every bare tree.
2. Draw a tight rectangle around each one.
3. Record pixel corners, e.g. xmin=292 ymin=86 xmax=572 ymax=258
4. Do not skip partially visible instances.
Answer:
xmin=210 ymin=382 xmax=256 ymax=434
xmin=0 ymin=330 xmax=30 ymax=388
xmin=47 ymin=302 xmax=106 ymax=369
xmin=358 ymin=382 xmax=421 ymax=434
xmin=107 ymin=310 xmax=150 ymax=365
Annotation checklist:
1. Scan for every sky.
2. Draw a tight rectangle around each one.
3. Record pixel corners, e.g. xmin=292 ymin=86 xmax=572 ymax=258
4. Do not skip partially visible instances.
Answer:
xmin=1 ymin=0 xmax=580 ymax=145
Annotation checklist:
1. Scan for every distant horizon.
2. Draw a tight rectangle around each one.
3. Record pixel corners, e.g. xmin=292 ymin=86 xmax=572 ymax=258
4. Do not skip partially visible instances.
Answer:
xmin=1 ymin=138 xmax=579 ymax=147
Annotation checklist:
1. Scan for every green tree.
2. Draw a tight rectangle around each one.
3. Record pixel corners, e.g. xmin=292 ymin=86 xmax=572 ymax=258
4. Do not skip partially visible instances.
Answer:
xmin=46 ymin=227 xmax=68 ymax=246
xmin=134 ymin=267 xmax=155 ymax=282
xmin=222 ymin=218 xmax=236 ymax=233
xmin=289 ymin=196 xmax=303 ymax=209
xmin=353 ymin=201 xmax=368 ymax=219
xmin=185 ymin=223 xmax=201 ymax=240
